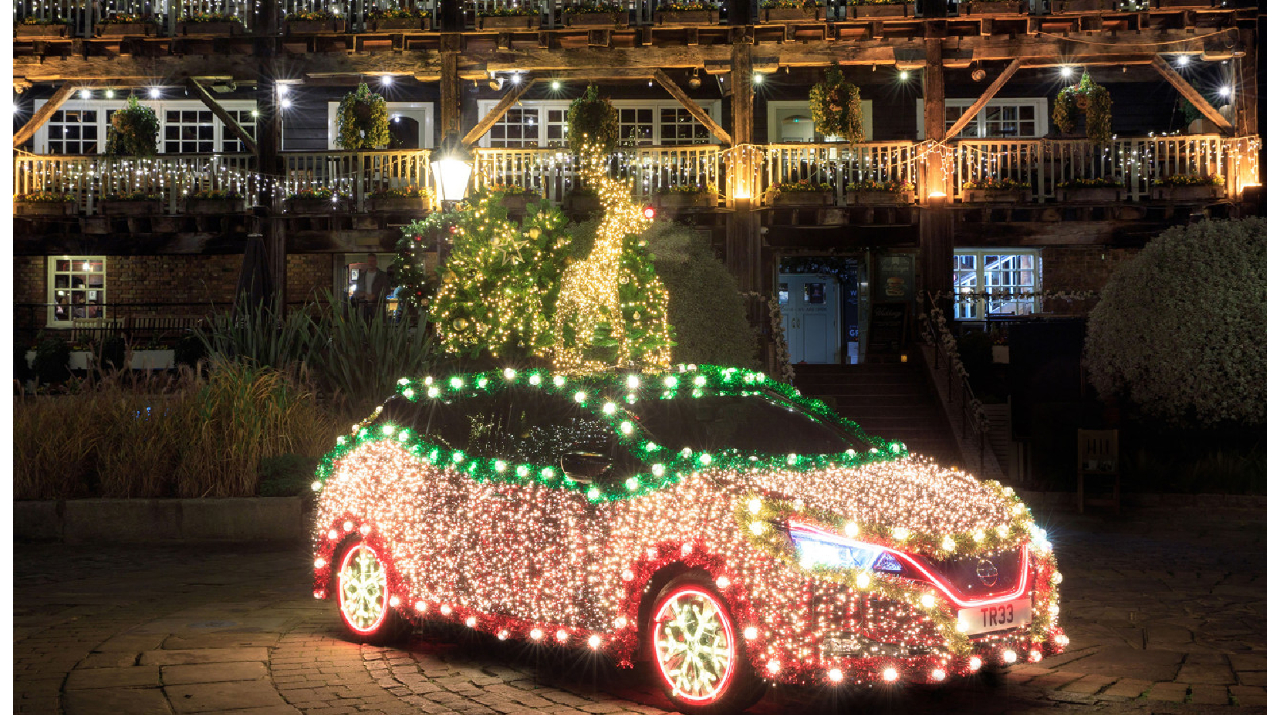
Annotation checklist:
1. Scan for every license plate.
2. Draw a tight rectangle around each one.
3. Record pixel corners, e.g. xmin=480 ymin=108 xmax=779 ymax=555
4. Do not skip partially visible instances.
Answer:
xmin=958 ymin=599 xmax=1031 ymax=635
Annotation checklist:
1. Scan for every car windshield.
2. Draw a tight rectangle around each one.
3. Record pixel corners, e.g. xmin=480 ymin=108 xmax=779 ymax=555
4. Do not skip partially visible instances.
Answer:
xmin=627 ymin=394 xmax=868 ymax=455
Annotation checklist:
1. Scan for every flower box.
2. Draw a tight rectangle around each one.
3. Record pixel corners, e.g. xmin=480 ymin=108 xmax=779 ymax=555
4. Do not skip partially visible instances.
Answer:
xmin=187 ymin=197 xmax=246 ymax=214
xmin=16 ymin=24 xmax=69 ymax=38
xmin=656 ymin=192 xmax=718 ymax=209
xmin=16 ymin=201 xmax=78 ymax=216
xmin=654 ymin=9 xmax=718 ymax=24
xmin=367 ymin=16 xmax=430 ymax=31
xmin=478 ymin=14 xmax=540 ymax=29
xmin=95 ymin=22 xmax=157 ymax=36
xmin=26 ymin=349 xmax=176 ymax=371
xmin=285 ymin=18 xmax=346 ymax=34
xmin=992 ymin=345 xmax=1009 ymax=364
xmin=849 ymin=3 xmax=915 ymax=17
xmin=761 ymin=7 xmax=825 ymax=21
xmin=178 ymin=20 xmax=244 ymax=35
xmin=848 ymin=190 xmax=913 ymax=206
xmin=287 ymin=197 xmax=346 ymax=213
xmin=562 ymin=11 xmax=629 ymax=26
xmin=1055 ymin=186 xmax=1123 ymax=203
xmin=100 ymin=199 xmax=164 ymax=216
xmin=499 ymin=193 xmax=540 ymax=212
xmin=962 ymin=188 xmax=1030 ymax=203
xmin=1050 ymin=0 xmax=1103 ymax=11
xmin=1151 ymin=185 xmax=1225 ymax=201
xmin=769 ymin=190 xmax=833 ymax=206
xmin=564 ymin=193 xmax=603 ymax=213
xmin=369 ymin=196 xmax=431 ymax=211
xmin=957 ymin=1 xmax=1023 ymax=13
xmin=1156 ymin=0 xmax=1214 ymax=7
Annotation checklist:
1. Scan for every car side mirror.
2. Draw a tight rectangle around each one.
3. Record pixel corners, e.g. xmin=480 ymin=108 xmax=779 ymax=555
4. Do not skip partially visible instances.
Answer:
xmin=560 ymin=448 xmax=611 ymax=483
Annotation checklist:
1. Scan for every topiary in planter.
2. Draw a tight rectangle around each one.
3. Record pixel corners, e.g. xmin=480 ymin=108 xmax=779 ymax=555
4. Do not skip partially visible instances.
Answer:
xmin=1053 ymin=71 xmax=1112 ymax=145
xmin=335 ymin=83 xmax=390 ymax=150
xmin=808 ymin=68 xmax=865 ymax=143
xmin=567 ymin=85 xmax=619 ymax=157
xmin=104 ymin=95 xmax=159 ymax=156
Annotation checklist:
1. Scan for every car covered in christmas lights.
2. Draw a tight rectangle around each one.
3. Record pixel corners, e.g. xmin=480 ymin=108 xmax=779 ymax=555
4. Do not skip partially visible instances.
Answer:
xmin=312 ymin=365 xmax=1066 ymax=714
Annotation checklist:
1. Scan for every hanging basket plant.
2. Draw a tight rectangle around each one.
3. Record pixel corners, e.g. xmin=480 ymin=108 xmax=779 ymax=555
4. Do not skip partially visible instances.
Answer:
xmin=335 ymin=83 xmax=390 ymax=150
xmin=1052 ymin=71 xmax=1112 ymax=144
xmin=567 ymin=85 xmax=619 ymax=156
xmin=808 ymin=68 xmax=865 ymax=143
xmin=104 ymin=95 xmax=159 ymax=156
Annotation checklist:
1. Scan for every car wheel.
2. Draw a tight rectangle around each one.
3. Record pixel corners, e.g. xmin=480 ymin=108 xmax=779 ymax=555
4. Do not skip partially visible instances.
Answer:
xmin=649 ymin=577 xmax=764 ymax=715
xmin=334 ymin=540 xmax=405 ymax=644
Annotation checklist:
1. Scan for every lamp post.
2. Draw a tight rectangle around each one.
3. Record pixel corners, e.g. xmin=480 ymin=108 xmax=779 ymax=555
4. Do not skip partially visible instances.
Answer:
xmin=429 ymin=134 xmax=472 ymax=261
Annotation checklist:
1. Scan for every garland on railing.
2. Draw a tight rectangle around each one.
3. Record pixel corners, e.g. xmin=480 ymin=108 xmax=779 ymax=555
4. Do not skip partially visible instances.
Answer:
xmin=766 ymin=295 xmax=795 ymax=383
xmin=916 ymin=292 xmax=988 ymax=436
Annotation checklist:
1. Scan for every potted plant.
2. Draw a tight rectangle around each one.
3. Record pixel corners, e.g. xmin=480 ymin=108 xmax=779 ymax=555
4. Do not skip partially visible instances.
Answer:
xmin=284 ymin=10 xmax=346 ymax=34
xmin=490 ymin=185 xmax=542 ymax=212
xmin=1053 ymin=71 xmax=1113 ymax=145
xmin=335 ymin=83 xmax=390 ymax=150
xmin=1055 ymin=177 xmax=1124 ymax=203
xmin=16 ymin=16 xmax=70 ymax=38
xmin=961 ymin=177 xmax=1031 ymax=203
xmin=765 ymin=180 xmax=833 ymax=206
xmin=561 ymin=1 xmax=629 ymax=27
xmin=177 ymin=11 xmax=245 ymax=35
xmin=1050 ymin=0 xmax=1103 ymax=11
xmin=99 ymin=191 xmax=164 ymax=215
xmin=95 ymin=12 xmax=159 ymax=36
xmin=568 ymin=85 xmax=620 ymax=156
xmin=1156 ymin=0 xmax=1214 ymax=7
xmin=1150 ymin=174 xmax=1225 ymax=201
xmin=809 ymin=68 xmax=865 ymax=143
xmin=366 ymin=6 xmax=430 ymax=31
xmin=104 ymin=96 xmax=159 ymax=157
xmin=369 ymin=185 xmax=432 ymax=211
xmin=847 ymin=178 xmax=913 ymax=205
xmin=186 ymin=188 xmax=245 ymax=214
xmin=286 ymin=187 xmax=350 ymax=213
xmin=15 ymin=191 xmax=78 ymax=216
xmin=477 ymin=4 xmax=541 ymax=29
xmin=847 ymin=0 xmax=914 ymax=18
xmin=655 ymin=184 xmax=718 ymax=208
xmin=957 ymin=0 xmax=1023 ymax=14
xmin=654 ymin=0 xmax=719 ymax=25
xmin=759 ymin=0 xmax=825 ymax=22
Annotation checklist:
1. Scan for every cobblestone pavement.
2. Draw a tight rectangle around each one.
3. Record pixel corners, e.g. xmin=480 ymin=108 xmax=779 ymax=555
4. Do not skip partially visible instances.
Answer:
xmin=14 ymin=506 xmax=1266 ymax=715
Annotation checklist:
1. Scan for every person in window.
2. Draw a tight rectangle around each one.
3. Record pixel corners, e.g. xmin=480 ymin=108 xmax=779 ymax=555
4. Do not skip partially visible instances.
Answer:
xmin=353 ymin=253 xmax=390 ymax=319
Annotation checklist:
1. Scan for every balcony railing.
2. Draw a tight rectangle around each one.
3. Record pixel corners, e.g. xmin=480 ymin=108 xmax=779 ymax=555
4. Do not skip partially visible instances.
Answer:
xmin=13 ymin=136 xmax=1260 ymax=215
xmin=13 ymin=0 xmax=1226 ymax=39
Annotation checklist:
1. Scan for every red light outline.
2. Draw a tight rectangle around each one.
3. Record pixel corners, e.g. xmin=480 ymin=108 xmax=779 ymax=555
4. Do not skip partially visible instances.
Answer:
xmin=786 ymin=521 xmax=1029 ymax=608
xmin=650 ymin=586 xmax=738 ymax=703
xmin=337 ymin=542 xmax=391 ymax=635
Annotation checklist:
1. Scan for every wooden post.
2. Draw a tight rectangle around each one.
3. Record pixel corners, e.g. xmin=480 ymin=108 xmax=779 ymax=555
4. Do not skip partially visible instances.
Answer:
xmin=920 ymin=33 xmax=953 ymax=321
xmin=726 ymin=37 xmax=763 ymax=346
xmin=187 ymin=78 xmax=258 ymax=154
xmin=256 ymin=63 xmax=285 ymax=310
xmin=652 ymin=69 xmax=732 ymax=144
xmin=13 ymin=81 xmax=77 ymax=148
xmin=1235 ymin=28 xmax=1258 ymax=137
xmin=1150 ymin=55 xmax=1234 ymax=135
xmin=440 ymin=48 xmax=462 ymax=139
xmin=943 ymin=59 xmax=1021 ymax=142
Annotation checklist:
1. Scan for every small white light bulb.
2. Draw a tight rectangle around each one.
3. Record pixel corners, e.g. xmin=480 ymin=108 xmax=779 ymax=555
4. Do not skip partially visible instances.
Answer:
xmin=1003 ymin=649 xmax=1018 ymax=664
xmin=883 ymin=667 xmax=898 ymax=683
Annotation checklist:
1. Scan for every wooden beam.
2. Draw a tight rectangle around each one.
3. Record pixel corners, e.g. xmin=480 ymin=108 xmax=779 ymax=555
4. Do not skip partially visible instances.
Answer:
xmin=1150 ymin=55 xmax=1233 ymax=135
xmin=440 ymin=50 xmax=461 ymax=137
xmin=943 ymin=59 xmax=1021 ymax=141
xmin=186 ymin=78 xmax=258 ymax=154
xmin=461 ymin=78 xmax=533 ymax=146
xmin=13 ymin=81 xmax=77 ymax=147
xmin=651 ymin=68 xmax=731 ymax=145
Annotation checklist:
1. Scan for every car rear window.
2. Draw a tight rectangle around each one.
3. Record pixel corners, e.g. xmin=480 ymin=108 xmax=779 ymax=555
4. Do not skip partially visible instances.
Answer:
xmin=628 ymin=395 xmax=867 ymax=455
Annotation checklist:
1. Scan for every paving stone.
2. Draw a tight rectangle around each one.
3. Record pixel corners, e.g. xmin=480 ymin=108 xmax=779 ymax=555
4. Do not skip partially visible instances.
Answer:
xmin=1229 ymin=685 xmax=1268 ymax=707
xmin=63 ymin=687 xmax=173 ymax=715
xmin=94 ymin=634 xmax=168 ymax=652
xmin=162 ymin=661 xmax=270 ymax=685
xmin=142 ymin=647 xmax=270 ymax=666
xmin=1188 ymin=684 xmax=1231 ymax=706
xmin=1145 ymin=681 xmax=1190 ymax=702
xmin=1228 ymin=653 xmax=1267 ymax=672
xmin=166 ymin=680 xmax=290 ymax=713
xmin=1045 ymin=646 xmax=1185 ymax=681
xmin=1060 ymin=674 xmax=1117 ymax=695
xmin=1237 ymin=671 xmax=1266 ymax=686
xmin=66 ymin=665 xmax=161 ymax=690
xmin=78 ymin=652 xmax=140 ymax=669
xmin=1098 ymin=678 xmax=1152 ymax=698
xmin=1175 ymin=663 xmax=1236 ymax=684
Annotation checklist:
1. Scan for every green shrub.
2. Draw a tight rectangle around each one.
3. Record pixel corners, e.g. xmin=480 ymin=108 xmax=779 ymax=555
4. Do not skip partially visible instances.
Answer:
xmin=96 ymin=335 xmax=127 ymax=373
xmin=104 ymin=95 xmax=159 ymax=156
xmin=33 ymin=337 xmax=71 ymax=385
xmin=194 ymin=298 xmax=316 ymax=371
xmin=174 ymin=333 xmax=206 ymax=367
xmin=259 ymin=453 xmax=320 ymax=497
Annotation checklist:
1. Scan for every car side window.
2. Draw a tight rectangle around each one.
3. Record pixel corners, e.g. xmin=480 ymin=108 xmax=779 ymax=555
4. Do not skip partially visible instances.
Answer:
xmin=375 ymin=394 xmax=505 ymax=455
xmin=490 ymin=387 xmax=642 ymax=483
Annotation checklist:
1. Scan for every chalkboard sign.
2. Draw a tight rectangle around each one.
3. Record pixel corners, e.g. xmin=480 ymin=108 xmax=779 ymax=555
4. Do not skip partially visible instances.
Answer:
xmin=868 ymin=302 xmax=908 ymax=354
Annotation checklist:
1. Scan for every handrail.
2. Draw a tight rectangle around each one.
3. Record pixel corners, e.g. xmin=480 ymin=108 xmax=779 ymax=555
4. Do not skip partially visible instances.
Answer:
xmin=917 ymin=290 xmax=995 ymax=479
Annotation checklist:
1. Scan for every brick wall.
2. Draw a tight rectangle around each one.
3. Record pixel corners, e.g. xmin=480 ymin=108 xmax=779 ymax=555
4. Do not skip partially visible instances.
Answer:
xmin=107 ymin=255 xmax=242 ymax=313
xmin=14 ymin=257 xmax=46 ymax=332
xmin=1040 ymin=246 xmax=1140 ymax=315
xmin=287 ymin=254 xmax=333 ymax=306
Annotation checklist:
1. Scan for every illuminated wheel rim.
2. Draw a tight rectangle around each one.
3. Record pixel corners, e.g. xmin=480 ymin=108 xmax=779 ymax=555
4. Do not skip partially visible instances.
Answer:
xmin=652 ymin=586 xmax=737 ymax=703
xmin=337 ymin=543 xmax=389 ymax=635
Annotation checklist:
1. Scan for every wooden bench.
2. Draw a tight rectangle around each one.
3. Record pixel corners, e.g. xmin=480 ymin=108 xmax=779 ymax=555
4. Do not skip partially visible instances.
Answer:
xmin=1077 ymin=429 xmax=1120 ymax=513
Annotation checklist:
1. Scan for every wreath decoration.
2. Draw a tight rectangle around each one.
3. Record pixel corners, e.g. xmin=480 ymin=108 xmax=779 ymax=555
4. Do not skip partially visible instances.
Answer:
xmin=1052 ymin=71 xmax=1112 ymax=145
xmin=567 ymin=85 xmax=620 ymax=156
xmin=335 ymin=83 xmax=390 ymax=150
xmin=808 ymin=68 xmax=865 ymax=143
xmin=104 ymin=95 xmax=159 ymax=156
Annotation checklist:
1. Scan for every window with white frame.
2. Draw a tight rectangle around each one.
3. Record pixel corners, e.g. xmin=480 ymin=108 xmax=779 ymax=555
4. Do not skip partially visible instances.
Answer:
xmin=766 ymin=100 xmax=875 ymax=142
xmin=917 ymin=98 xmax=1048 ymax=140
xmin=324 ymin=102 xmax=435 ymax=150
xmin=34 ymin=98 xmax=257 ymax=154
xmin=953 ymin=249 xmax=1040 ymax=320
xmin=476 ymin=100 xmax=721 ymax=148
xmin=48 ymin=256 xmax=107 ymax=325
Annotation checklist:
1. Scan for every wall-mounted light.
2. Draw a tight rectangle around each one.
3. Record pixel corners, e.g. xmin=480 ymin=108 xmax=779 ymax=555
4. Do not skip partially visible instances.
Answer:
xmin=898 ymin=70 xmax=910 ymax=81
xmin=251 ymin=109 xmax=259 ymax=118
xmin=510 ymin=72 xmax=522 ymax=85
xmin=688 ymin=72 xmax=702 ymax=90
xmin=277 ymin=84 xmax=289 ymax=97
xmin=149 ymin=87 xmax=161 ymax=98
xmin=105 ymin=89 xmax=115 ymax=99
xmin=1218 ymin=85 xmax=1232 ymax=99
xmin=79 ymin=89 xmax=92 ymax=99
xmin=753 ymin=73 xmax=763 ymax=84
xmin=1060 ymin=66 xmax=1074 ymax=79
xmin=551 ymin=80 xmax=562 ymax=91
xmin=381 ymin=75 xmax=393 ymax=87
xmin=281 ymin=98 xmax=293 ymax=109
xmin=1175 ymin=55 xmax=1190 ymax=68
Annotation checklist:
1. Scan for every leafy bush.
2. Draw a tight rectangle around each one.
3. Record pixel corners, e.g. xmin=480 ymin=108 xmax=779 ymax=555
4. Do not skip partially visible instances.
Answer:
xmin=1084 ymin=217 xmax=1265 ymax=426
xmin=258 ymin=453 xmax=321 ymax=497
xmin=33 ymin=337 xmax=71 ymax=385
xmin=568 ymin=85 xmax=619 ymax=156
xmin=104 ymin=96 xmax=159 ymax=156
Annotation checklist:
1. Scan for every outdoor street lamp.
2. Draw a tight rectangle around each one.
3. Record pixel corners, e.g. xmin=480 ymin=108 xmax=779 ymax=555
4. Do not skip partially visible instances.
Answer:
xmin=430 ymin=134 xmax=473 ymax=206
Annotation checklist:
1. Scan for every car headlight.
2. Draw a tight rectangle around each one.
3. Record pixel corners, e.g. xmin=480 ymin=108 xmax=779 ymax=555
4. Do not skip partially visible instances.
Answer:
xmin=788 ymin=522 xmax=904 ymax=573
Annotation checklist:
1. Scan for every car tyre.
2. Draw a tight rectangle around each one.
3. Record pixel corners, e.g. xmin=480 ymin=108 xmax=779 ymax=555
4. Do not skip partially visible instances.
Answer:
xmin=333 ymin=539 xmax=407 ymax=645
xmin=649 ymin=576 xmax=765 ymax=715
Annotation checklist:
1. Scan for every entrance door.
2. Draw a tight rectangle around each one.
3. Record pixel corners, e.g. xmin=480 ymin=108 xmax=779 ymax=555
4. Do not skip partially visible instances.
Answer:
xmin=777 ymin=272 xmax=840 ymax=364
